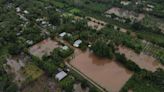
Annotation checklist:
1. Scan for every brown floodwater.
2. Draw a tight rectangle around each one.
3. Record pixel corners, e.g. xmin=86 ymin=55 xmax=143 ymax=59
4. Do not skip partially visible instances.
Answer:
xmin=70 ymin=50 xmax=133 ymax=92
xmin=118 ymin=46 xmax=164 ymax=72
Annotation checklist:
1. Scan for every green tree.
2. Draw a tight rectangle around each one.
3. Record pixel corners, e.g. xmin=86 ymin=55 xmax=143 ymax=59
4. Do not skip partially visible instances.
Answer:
xmin=91 ymin=40 xmax=114 ymax=59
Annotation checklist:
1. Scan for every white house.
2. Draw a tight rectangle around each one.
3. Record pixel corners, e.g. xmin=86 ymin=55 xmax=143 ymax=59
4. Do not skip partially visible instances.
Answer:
xmin=120 ymin=1 xmax=130 ymax=6
xmin=55 ymin=71 xmax=67 ymax=81
xmin=73 ymin=40 xmax=82 ymax=47
xmin=59 ymin=32 xmax=66 ymax=37
xmin=147 ymin=4 xmax=154 ymax=8
xmin=24 ymin=10 xmax=29 ymax=14
xmin=26 ymin=40 xmax=33 ymax=45
xmin=61 ymin=46 xmax=69 ymax=50
xmin=16 ymin=7 xmax=21 ymax=12
xmin=88 ymin=44 xmax=92 ymax=48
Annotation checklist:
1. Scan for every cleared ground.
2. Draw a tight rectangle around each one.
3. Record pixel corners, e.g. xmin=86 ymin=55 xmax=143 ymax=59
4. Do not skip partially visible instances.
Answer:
xmin=4 ymin=57 xmax=43 ymax=87
xmin=106 ymin=7 xmax=145 ymax=21
xmin=29 ymin=38 xmax=60 ymax=59
xmin=22 ymin=75 xmax=61 ymax=92
xmin=87 ymin=17 xmax=107 ymax=30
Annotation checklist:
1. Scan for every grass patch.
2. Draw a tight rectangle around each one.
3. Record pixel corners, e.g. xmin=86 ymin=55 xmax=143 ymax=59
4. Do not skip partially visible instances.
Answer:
xmin=50 ymin=0 xmax=65 ymax=8
xmin=69 ymin=8 xmax=81 ymax=14
xmin=137 ymin=31 xmax=164 ymax=47
xmin=21 ymin=63 xmax=44 ymax=81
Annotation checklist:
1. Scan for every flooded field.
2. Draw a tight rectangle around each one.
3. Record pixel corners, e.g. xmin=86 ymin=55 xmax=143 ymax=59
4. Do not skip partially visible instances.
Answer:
xmin=70 ymin=50 xmax=133 ymax=92
xmin=118 ymin=46 xmax=164 ymax=72
xmin=106 ymin=7 xmax=145 ymax=21
xmin=29 ymin=38 xmax=60 ymax=59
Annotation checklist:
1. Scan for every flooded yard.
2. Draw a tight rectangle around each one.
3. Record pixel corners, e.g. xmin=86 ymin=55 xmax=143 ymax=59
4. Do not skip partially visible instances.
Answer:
xmin=29 ymin=38 xmax=60 ymax=59
xmin=70 ymin=50 xmax=133 ymax=92
xmin=118 ymin=46 xmax=164 ymax=72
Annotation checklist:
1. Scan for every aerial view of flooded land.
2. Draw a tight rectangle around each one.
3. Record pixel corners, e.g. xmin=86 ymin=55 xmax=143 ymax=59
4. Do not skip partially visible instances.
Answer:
xmin=0 ymin=0 xmax=164 ymax=92
xmin=70 ymin=50 xmax=133 ymax=92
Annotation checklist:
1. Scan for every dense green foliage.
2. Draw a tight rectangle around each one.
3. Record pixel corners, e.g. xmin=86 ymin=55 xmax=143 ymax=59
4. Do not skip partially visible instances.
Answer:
xmin=59 ymin=76 xmax=75 ymax=92
xmin=31 ymin=47 xmax=74 ymax=76
xmin=91 ymin=40 xmax=114 ymax=59
xmin=121 ymin=69 xmax=164 ymax=92
xmin=115 ymin=53 xmax=141 ymax=72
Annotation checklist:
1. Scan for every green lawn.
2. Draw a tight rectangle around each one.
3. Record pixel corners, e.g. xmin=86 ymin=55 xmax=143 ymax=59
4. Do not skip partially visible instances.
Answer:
xmin=21 ymin=63 xmax=44 ymax=81
xmin=50 ymin=0 xmax=66 ymax=8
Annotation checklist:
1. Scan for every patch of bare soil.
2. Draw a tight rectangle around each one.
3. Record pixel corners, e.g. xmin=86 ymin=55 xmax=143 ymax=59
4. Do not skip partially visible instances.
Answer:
xmin=87 ymin=17 xmax=106 ymax=30
xmin=29 ymin=38 xmax=60 ymax=59
xmin=21 ymin=75 xmax=61 ymax=92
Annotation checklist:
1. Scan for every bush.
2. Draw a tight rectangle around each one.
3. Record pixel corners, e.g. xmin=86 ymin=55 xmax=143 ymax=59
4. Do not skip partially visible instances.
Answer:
xmin=60 ymin=76 xmax=75 ymax=92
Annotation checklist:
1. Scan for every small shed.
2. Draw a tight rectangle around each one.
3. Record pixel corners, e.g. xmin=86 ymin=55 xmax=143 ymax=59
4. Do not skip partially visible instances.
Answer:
xmin=55 ymin=71 xmax=67 ymax=81
xmin=73 ymin=40 xmax=82 ymax=47
xmin=24 ymin=10 xmax=29 ymax=14
xmin=59 ymin=32 xmax=66 ymax=37
xmin=61 ymin=46 xmax=69 ymax=50
xmin=16 ymin=7 xmax=21 ymax=12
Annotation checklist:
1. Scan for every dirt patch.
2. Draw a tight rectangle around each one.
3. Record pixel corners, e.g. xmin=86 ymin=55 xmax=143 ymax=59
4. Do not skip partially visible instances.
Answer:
xmin=120 ymin=28 xmax=128 ymax=33
xmin=106 ymin=7 xmax=145 ymax=21
xmin=87 ymin=17 xmax=106 ymax=30
xmin=22 ymin=75 xmax=61 ymax=92
xmin=29 ymin=38 xmax=60 ymax=59
xmin=73 ymin=83 xmax=89 ymax=92
xmin=4 ymin=57 xmax=26 ymax=87
xmin=4 ymin=56 xmax=43 ymax=87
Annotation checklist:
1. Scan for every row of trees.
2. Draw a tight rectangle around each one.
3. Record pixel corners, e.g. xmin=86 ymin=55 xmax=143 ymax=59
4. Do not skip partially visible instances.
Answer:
xmin=115 ymin=53 xmax=141 ymax=72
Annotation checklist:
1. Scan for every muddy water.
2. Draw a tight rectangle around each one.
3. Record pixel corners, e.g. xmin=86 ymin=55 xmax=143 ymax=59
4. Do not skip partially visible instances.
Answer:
xmin=70 ymin=50 xmax=133 ymax=92
xmin=118 ymin=46 xmax=164 ymax=72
